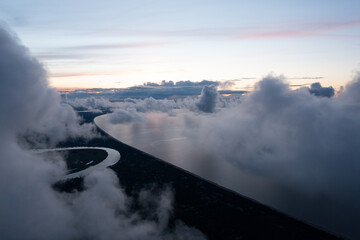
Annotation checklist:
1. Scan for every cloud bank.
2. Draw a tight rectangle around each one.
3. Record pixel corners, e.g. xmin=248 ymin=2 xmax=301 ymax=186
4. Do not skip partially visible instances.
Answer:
xmin=62 ymin=80 xmax=245 ymax=101
xmin=109 ymin=109 xmax=143 ymax=124
xmin=96 ymin=73 xmax=360 ymax=239
xmin=186 ymin=75 xmax=360 ymax=238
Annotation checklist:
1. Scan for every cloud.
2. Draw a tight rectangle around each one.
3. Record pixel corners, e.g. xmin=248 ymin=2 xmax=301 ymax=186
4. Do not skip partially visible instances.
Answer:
xmin=109 ymin=109 xmax=143 ymax=124
xmin=67 ymin=97 xmax=114 ymax=112
xmin=0 ymin=26 xmax=97 ymax=147
xmin=110 ymin=20 xmax=360 ymax=40
xmin=307 ymin=82 xmax=335 ymax=98
xmin=234 ymin=20 xmax=360 ymax=40
xmin=191 ymin=75 xmax=360 ymax=238
xmin=69 ymin=87 xmax=233 ymax=120
xmin=289 ymin=77 xmax=324 ymax=80
xmin=143 ymin=80 xmax=219 ymax=88
xmin=339 ymin=73 xmax=360 ymax=104
xmin=132 ymin=97 xmax=177 ymax=113
xmin=62 ymin=42 xmax=168 ymax=51
xmin=216 ymin=80 xmax=237 ymax=90
xmin=68 ymin=97 xmax=179 ymax=116
xmin=36 ymin=42 xmax=167 ymax=62
xmin=96 ymin=74 xmax=360 ymax=238
xmin=144 ymin=80 xmax=175 ymax=87
xmin=0 ymin=24 xmax=74 ymax=239
xmin=68 ymin=170 xmax=205 ymax=240
xmin=143 ymin=79 xmax=243 ymax=90
xmin=196 ymin=85 xmax=219 ymax=113
xmin=50 ymin=69 xmax=142 ymax=79
xmin=0 ymin=25 xmax=205 ymax=240
xmin=63 ymin=80 xmax=245 ymax=101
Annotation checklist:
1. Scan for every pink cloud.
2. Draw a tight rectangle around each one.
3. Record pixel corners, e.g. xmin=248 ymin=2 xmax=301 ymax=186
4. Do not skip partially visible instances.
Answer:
xmin=50 ymin=69 xmax=141 ymax=78
xmin=236 ymin=20 xmax=360 ymax=40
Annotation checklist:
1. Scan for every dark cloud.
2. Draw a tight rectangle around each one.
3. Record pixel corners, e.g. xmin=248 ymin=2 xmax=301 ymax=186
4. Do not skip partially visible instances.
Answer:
xmin=63 ymin=80 xmax=245 ymax=101
xmin=175 ymin=80 xmax=218 ymax=87
xmin=307 ymin=82 xmax=335 ymax=97
xmin=144 ymin=80 xmax=175 ymax=87
xmin=143 ymin=80 xmax=219 ymax=88
xmin=196 ymin=86 xmax=219 ymax=113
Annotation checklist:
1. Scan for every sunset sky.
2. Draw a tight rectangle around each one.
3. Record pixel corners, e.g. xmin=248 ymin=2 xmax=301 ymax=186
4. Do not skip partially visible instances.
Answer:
xmin=1 ymin=0 xmax=359 ymax=89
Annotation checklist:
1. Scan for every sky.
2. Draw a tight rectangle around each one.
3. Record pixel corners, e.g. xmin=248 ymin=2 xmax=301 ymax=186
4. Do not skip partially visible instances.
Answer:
xmin=0 ymin=0 xmax=359 ymax=89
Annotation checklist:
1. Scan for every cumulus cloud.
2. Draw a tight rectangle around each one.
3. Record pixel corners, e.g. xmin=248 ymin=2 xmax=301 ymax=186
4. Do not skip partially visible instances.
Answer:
xmin=0 ymin=25 xmax=97 ymax=147
xmin=307 ymin=82 xmax=335 ymax=97
xmin=339 ymin=73 xmax=360 ymax=104
xmin=0 ymin=25 xmax=74 ymax=239
xmin=73 ymin=91 xmax=235 ymax=124
xmin=196 ymin=85 xmax=219 ymax=113
xmin=101 ymin=86 xmax=223 ymax=122
xmin=133 ymin=97 xmax=177 ymax=113
xmin=191 ymin=75 xmax=360 ymax=238
xmin=144 ymin=80 xmax=219 ymax=88
xmin=0 ymin=25 xmax=205 ymax=240
xmin=67 ymin=97 xmax=116 ymax=112
xmin=67 ymin=97 xmax=178 ymax=114
xmin=109 ymin=109 xmax=144 ymax=124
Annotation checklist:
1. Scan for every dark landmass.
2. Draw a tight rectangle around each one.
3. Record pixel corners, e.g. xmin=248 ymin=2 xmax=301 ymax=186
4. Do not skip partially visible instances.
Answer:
xmin=39 ymin=148 xmax=107 ymax=174
xmin=55 ymin=111 xmax=343 ymax=240
xmin=78 ymin=110 xmax=111 ymax=123
xmin=64 ymin=149 xmax=107 ymax=174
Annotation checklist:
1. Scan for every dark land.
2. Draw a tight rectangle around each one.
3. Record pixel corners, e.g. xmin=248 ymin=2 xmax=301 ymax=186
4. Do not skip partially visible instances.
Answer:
xmin=55 ymin=111 xmax=343 ymax=240
xmin=39 ymin=149 xmax=107 ymax=174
